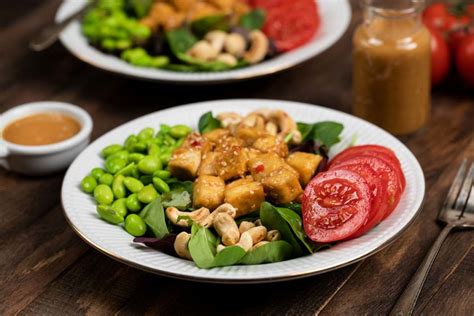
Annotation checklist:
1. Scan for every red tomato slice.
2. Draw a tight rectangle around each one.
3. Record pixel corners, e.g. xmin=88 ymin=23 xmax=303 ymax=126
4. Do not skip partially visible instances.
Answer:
xmin=330 ymin=163 xmax=388 ymax=238
xmin=253 ymin=0 xmax=320 ymax=52
xmin=330 ymin=155 xmax=403 ymax=219
xmin=302 ymin=169 xmax=372 ymax=243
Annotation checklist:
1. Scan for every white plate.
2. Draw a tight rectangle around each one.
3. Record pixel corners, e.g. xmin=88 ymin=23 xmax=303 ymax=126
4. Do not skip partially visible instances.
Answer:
xmin=61 ymin=99 xmax=425 ymax=283
xmin=56 ymin=0 xmax=351 ymax=83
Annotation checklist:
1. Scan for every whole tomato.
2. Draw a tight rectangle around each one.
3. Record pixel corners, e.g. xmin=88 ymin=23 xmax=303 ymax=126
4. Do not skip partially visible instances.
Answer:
xmin=429 ymin=28 xmax=451 ymax=85
xmin=455 ymin=34 xmax=474 ymax=87
xmin=423 ymin=2 xmax=471 ymax=33
xmin=449 ymin=26 xmax=474 ymax=53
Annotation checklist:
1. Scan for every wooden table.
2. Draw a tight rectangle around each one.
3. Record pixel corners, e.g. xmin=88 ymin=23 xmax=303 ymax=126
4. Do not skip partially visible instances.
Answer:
xmin=1 ymin=1 xmax=473 ymax=315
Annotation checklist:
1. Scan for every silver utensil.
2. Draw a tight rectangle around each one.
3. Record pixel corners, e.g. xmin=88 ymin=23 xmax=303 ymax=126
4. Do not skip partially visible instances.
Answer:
xmin=390 ymin=159 xmax=474 ymax=316
xmin=29 ymin=1 xmax=95 ymax=52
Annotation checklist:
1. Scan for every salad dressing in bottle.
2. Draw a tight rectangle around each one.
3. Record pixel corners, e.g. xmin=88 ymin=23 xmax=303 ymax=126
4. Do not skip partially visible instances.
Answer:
xmin=352 ymin=0 xmax=431 ymax=135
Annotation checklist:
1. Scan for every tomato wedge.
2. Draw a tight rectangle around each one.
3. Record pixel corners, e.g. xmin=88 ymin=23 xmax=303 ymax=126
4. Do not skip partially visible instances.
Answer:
xmin=330 ymin=163 xmax=388 ymax=238
xmin=330 ymin=155 xmax=402 ymax=219
xmin=302 ymin=169 xmax=372 ymax=243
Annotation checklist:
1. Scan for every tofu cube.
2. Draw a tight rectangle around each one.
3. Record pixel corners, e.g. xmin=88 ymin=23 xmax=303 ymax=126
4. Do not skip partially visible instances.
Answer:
xmin=198 ymin=151 xmax=218 ymax=176
xmin=225 ymin=178 xmax=265 ymax=217
xmin=168 ymin=147 xmax=201 ymax=180
xmin=193 ymin=175 xmax=225 ymax=210
xmin=235 ymin=126 xmax=266 ymax=146
xmin=252 ymin=135 xmax=288 ymax=157
xmin=262 ymin=167 xmax=303 ymax=205
xmin=286 ymin=152 xmax=323 ymax=185
xmin=203 ymin=128 xmax=230 ymax=143
xmin=248 ymin=153 xmax=293 ymax=182
xmin=214 ymin=145 xmax=248 ymax=181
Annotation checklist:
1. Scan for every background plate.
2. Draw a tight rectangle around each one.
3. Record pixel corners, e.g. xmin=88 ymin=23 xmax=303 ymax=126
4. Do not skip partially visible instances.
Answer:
xmin=61 ymin=99 xmax=425 ymax=283
xmin=56 ymin=0 xmax=351 ymax=83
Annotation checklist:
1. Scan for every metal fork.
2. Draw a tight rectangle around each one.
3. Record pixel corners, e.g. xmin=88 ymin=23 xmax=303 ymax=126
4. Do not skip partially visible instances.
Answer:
xmin=390 ymin=159 xmax=474 ymax=316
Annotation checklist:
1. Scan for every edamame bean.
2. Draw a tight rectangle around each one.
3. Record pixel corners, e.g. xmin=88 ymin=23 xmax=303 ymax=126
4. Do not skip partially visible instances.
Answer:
xmin=111 ymin=198 xmax=128 ymax=217
xmin=133 ymin=142 xmax=147 ymax=153
xmin=97 ymin=205 xmax=124 ymax=224
xmin=159 ymin=124 xmax=171 ymax=134
xmin=112 ymin=174 xmax=126 ymax=198
xmin=138 ymin=156 xmax=162 ymax=174
xmin=153 ymin=177 xmax=170 ymax=193
xmin=148 ymin=143 xmax=160 ymax=157
xmin=99 ymin=173 xmax=114 ymax=186
xmin=153 ymin=170 xmax=170 ymax=180
xmin=90 ymin=168 xmax=106 ymax=180
xmin=123 ymin=177 xmax=144 ymax=193
xmin=116 ymin=162 xmax=136 ymax=176
xmin=139 ymin=175 xmax=153 ymax=185
xmin=101 ymin=144 xmax=123 ymax=158
xmin=169 ymin=125 xmax=192 ymax=139
xmin=138 ymin=127 xmax=154 ymax=141
xmin=81 ymin=175 xmax=97 ymax=193
xmin=129 ymin=153 xmax=145 ymax=163
xmin=94 ymin=184 xmax=114 ymax=205
xmin=124 ymin=135 xmax=138 ymax=152
xmin=124 ymin=214 xmax=146 ymax=236
xmin=105 ymin=156 xmax=127 ymax=174
xmin=163 ymin=134 xmax=176 ymax=146
xmin=110 ymin=150 xmax=129 ymax=162
xmin=159 ymin=152 xmax=172 ymax=165
xmin=126 ymin=193 xmax=142 ymax=212
xmin=137 ymin=184 xmax=159 ymax=203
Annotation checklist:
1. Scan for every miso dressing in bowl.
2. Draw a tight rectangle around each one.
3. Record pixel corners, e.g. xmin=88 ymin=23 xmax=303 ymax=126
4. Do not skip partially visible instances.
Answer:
xmin=3 ymin=112 xmax=81 ymax=146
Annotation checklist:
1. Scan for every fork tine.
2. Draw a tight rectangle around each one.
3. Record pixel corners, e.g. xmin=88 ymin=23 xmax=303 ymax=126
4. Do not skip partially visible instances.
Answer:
xmin=442 ymin=159 xmax=468 ymax=212
xmin=454 ymin=162 xmax=474 ymax=211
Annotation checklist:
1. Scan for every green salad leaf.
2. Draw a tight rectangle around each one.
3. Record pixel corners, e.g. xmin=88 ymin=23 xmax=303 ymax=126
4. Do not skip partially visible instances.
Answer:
xmin=275 ymin=206 xmax=314 ymax=253
xmin=162 ymin=188 xmax=192 ymax=210
xmin=125 ymin=0 xmax=153 ymax=18
xmin=139 ymin=197 xmax=169 ymax=239
xmin=239 ymin=241 xmax=293 ymax=265
xmin=166 ymin=28 xmax=198 ymax=55
xmin=297 ymin=121 xmax=344 ymax=149
xmin=239 ymin=9 xmax=266 ymax=30
xmin=198 ymin=112 xmax=221 ymax=134
xmin=191 ymin=14 xmax=230 ymax=37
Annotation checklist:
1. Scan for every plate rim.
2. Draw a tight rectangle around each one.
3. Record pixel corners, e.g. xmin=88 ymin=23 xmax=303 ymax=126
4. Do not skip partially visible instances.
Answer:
xmin=56 ymin=0 xmax=352 ymax=83
xmin=61 ymin=99 xmax=425 ymax=284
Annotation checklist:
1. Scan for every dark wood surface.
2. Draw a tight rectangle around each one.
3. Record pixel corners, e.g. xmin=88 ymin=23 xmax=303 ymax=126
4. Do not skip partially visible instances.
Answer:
xmin=1 ymin=1 xmax=473 ymax=315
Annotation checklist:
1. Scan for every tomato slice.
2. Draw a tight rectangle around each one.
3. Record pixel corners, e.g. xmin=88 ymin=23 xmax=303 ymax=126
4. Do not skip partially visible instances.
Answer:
xmin=253 ymin=0 xmax=320 ymax=52
xmin=330 ymin=155 xmax=402 ymax=219
xmin=330 ymin=163 xmax=388 ymax=237
xmin=302 ymin=169 xmax=372 ymax=243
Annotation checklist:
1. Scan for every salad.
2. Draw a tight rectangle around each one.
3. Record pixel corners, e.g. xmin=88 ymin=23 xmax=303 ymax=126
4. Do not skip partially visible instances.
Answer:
xmin=80 ymin=109 xmax=405 ymax=268
xmin=81 ymin=0 xmax=321 ymax=72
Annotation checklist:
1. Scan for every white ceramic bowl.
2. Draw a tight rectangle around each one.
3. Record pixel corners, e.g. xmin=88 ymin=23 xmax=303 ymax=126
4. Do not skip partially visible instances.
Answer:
xmin=0 ymin=102 xmax=93 ymax=176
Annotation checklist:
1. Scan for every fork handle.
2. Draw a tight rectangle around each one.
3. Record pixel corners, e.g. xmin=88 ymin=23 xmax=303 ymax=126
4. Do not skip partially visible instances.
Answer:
xmin=390 ymin=224 xmax=455 ymax=316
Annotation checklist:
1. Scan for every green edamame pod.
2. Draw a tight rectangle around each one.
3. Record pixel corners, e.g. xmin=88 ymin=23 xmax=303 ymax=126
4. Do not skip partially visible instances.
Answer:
xmin=99 ymin=173 xmax=114 ymax=186
xmin=97 ymin=205 xmax=124 ymax=225
xmin=169 ymin=125 xmax=192 ymax=139
xmin=101 ymin=144 xmax=123 ymax=158
xmin=138 ymin=127 xmax=155 ymax=141
xmin=105 ymin=156 xmax=127 ymax=174
xmin=126 ymin=193 xmax=142 ymax=212
xmin=129 ymin=153 xmax=145 ymax=163
xmin=94 ymin=184 xmax=114 ymax=205
xmin=138 ymin=156 xmax=162 ymax=174
xmin=111 ymin=198 xmax=128 ymax=218
xmin=137 ymin=184 xmax=159 ymax=204
xmin=81 ymin=175 xmax=97 ymax=193
xmin=124 ymin=214 xmax=146 ymax=236
xmin=152 ymin=177 xmax=170 ymax=193
xmin=90 ymin=168 xmax=106 ymax=181
xmin=153 ymin=170 xmax=171 ymax=180
xmin=123 ymin=177 xmax=144 ymax=193
xmin=112 ymin=174 xmax=126 ymax=198
xmin=116 ymin=162 xmax=136 ymax=176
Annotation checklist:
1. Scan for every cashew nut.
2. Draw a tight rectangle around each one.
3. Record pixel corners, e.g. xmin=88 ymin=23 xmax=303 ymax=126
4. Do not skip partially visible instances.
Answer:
xmin=205 ymin=30 xmax=227 ymax=53
xmin=216 ymin=53 xmax=238 ymax=66
xmin=252 ymin=109 xmax=302 ymax=144
xmin=166 ymin=207 xmax=210 ymax=227
xmin=217 ymin=112 xmax=242 ymax=128
xmin=266 ymin=230 xmax=281 ymax=241
xmin=252 ymin=240 xmax=269 ymax=250
xmin=187 ymin=40 xmax=218 ymax=61
xmin=241 ymin=113 xmax=266 ymax=129
xmin=265 ymin=121 xmax=278 ymax=135
xmin=246 ymin=226 xmax=267 ymax=244
xmin=238 ymin=221 xmax=255 ymax=235
xmin=235 ymin=231 xmax=253 ymax=252
xmin=224 ymin=33 xmax=246 ymax=57
xmin=174 ymin=232 xmax=192 ymax=260
xmin=213 ymin=213 xmax=240 ymax=246
xmin=200 ymin=203 xmax=237 ymax=228
xmin=243 ymin=30 xmax=269 ymax=64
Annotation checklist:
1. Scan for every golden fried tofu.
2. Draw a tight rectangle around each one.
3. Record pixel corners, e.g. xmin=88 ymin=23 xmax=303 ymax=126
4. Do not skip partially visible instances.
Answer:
xmin=214 ymin=135 xmax=244 ymax=151
xmin=252 ymin=135 xmax=288 ymax=157
xmin=168 ymin=147 xmax=201 ymax=180
xmin=214 ymin=145 xmax=248 ymax=181
xmin=193 ymin=175 xmax=225 ymax=210
xmin=262 ymin=167 xmax=303 ymax=204
xmin=235 ymin=126 xmax=266 ymax=146
xmin=203 ymin=128 xmax=230 ymax=144
xmin=198 ymin=151 xmax=218 ymax=176
xmin=287 ymin=152 xmax=323 ymax=186
xmin=225 ymin=177 xmax=265 ymax=217
xmin=248 ymin=152 xmax=292 ymax=182
xmin=172 ymin=0 xmax=196 ymax=11
xmin=208 ymin=0 xmax=235 ymax=11
xmin=189 ymin=2 xmax=220 ymax=20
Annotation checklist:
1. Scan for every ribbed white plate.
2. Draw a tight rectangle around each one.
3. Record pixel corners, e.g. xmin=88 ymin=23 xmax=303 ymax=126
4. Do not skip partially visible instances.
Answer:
xmin=56 ymin=0 xmax=351 ymax=83
xmin=61 ymin=100 xmax=425 ymax=283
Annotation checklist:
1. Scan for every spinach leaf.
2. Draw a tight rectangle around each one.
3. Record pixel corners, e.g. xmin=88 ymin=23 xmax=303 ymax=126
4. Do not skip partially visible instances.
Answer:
xmin=213 ymin=246 xmax=246 ymax=267
xmin=280 ymin=202 xmax=302 ymax=215
xmin=139 ymin=197 xmax=169 ymax=239
xmin=166 ymin=179 xmax=193 ymax=195
xmin=191 ymin=14 xmax=230 ymax=37
xmin=260 ymin=202 xmax=303 ymax=256
xmin=188 ymin=224 xmax=218 ymax=268
xmin=125 ymin=0 xmax=153 ymax=18
xmin=239 ymin=9 xmax=266 ymax=30
xmin=297 ymin=122 xmax=314 ymax=141
xmin=166 ymin=28 xmax=198 ymax=55
xmin=239 ymin=241 xmax=293 ymax=265
xmin=275 ymin=206 xmax=314 ymax=253
xmin=162 ymin=188 xmax=192 ymax=210
xmin=198 ymin=111 xmax=221 ymax=134
xmin=297 ymin=121 xmax=344 ymax=149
